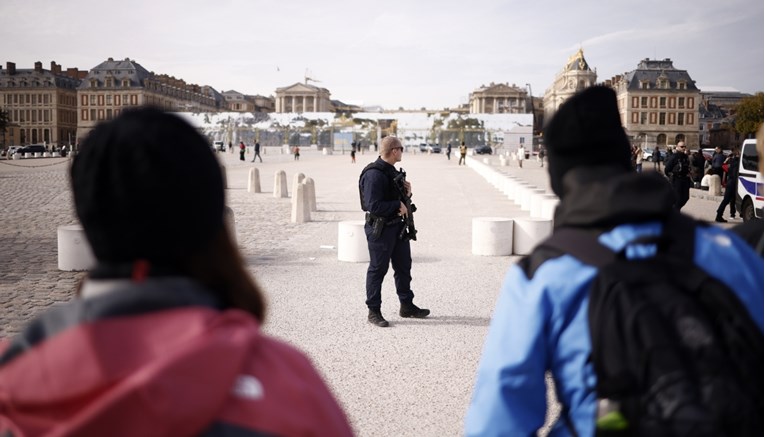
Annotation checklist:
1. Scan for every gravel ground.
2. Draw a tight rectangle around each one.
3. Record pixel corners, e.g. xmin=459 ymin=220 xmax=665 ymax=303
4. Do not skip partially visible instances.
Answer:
xmin=0 ymin=148 xmax=736 ymax=436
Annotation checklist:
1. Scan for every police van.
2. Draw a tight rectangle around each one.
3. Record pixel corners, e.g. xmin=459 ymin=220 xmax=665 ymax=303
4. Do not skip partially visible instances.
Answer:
xmin=736 ymin=138 xmax=763 ymax=222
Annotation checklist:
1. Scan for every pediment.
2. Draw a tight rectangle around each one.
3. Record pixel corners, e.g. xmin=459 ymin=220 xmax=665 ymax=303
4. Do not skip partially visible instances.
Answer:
xmin=278 ymin=82 xmax=322 ymax=93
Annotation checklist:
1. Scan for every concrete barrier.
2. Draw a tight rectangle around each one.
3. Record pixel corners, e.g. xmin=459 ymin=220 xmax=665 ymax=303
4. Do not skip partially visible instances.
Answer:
xmin=707 ymin=175 xmax=722 ymax=196
xmin=247 ymin=168 xmax=261 ymax=193
xmin=513 ymin=217 xmax=553 ymax=255
xmin=520 ymin=188 xmax=546 ymax=212
xmin=530 ymin=194 xmax=559 ymax=220
xmin=303 ymin=177 xmax=317 ymax=212
xmin=273 ymin=170 xmax=288 ymax=198
xmin=57 ymin=224 xmax=96 ymax=271
xmin=291 ymin=183 xmax=311 ymax=223
xmin=338 ymin=220 xmax=369 ymax=262
xmin=293 ymin=172 xmax=305 ymax=187
xmin=472 ymin=217 xmax=513 ymax=256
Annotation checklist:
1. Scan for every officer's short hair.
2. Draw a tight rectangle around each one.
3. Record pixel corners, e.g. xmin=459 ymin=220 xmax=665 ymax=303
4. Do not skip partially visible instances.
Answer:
xmin=381 ymin=136 xmax=402 ymax=157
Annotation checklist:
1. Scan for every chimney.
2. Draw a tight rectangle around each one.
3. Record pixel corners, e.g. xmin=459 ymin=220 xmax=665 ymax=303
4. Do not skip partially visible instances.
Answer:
xmin=6 ymin=62 xmax=16 ymax=75
xmin=34 ymin=61 xmax=43 ymax=72
xmin=50 ymin=61 xmax=62 ymax=74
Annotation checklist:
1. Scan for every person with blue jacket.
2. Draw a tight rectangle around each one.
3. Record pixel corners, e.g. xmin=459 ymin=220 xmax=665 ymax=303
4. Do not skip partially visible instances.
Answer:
xmin=464 ymin=86 xmax=763 ymax=436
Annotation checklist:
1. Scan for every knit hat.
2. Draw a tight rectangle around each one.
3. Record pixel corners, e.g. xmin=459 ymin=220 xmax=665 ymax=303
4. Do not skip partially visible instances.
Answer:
xmin=70 ymin=107 xmax=224 ymax=266
xmin=544 ymin=86 xmax=632 ymax=197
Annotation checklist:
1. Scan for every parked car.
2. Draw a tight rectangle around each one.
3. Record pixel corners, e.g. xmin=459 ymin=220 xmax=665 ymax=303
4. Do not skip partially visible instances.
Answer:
xmin=213 ymin=141 xmax=225 ymax=152
xmin=418 ymin=143 xmax=429 ymax=153
xmin=474 ymin=145 xmax=492 ymax=155
xmin=18 ymin=144 xmax=46 ymax=156
xmin=642 ymin=148 xmax=667 ymax=162
xmin=4 ymin=146 xmax=22 ymax=157
xmin=428 ymin=144 xmax=442 ymax=153
xmin=736 ymin=139 xmax=762 ymax=222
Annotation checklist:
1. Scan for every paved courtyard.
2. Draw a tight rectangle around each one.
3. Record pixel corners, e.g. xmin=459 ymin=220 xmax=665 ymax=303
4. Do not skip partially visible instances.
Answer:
xmin=0 ymin=148 xmax=734 ymax=436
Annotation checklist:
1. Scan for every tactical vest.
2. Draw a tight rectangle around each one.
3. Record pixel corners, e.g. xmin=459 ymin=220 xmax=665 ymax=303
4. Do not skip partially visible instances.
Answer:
xmin=359 ymin=160 xmax=399 ymax=212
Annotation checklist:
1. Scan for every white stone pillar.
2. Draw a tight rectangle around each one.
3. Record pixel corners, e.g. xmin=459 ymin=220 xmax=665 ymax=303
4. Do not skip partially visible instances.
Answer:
xmin=338 ymin=220 xmax=369 ymax=262
xmin=293 ymin=172 xmax=305 ymax=187
xmin=247 ymin=168 xmax=261 ymax=193
xmin=472 ymin=217 xmax=514 ymax=256
xmin=291 ymin=183 xmax=310 ymax=223
xmin=57 ymin=224 xmax=96 ymax=271
xmin=513 ymin=217 xmax=553 ymax=255
xmin=273 ymin=170 xmax=288 ymax=198
xmin=303 ymin=177 xmax=317 ymax=212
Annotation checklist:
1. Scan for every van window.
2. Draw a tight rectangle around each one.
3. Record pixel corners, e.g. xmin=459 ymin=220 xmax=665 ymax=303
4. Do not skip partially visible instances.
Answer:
xmin=742 ymin=143 xmax=759 ymax=172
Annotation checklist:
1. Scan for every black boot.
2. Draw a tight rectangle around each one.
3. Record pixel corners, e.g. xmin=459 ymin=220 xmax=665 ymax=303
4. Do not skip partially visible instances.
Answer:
xmin=368 ymin=308 xmax=389 ymax=327
xmin=715 ymin=215 xmax=727 ymax=223
xmin=400 ymin=301 xmax=430 ymax=318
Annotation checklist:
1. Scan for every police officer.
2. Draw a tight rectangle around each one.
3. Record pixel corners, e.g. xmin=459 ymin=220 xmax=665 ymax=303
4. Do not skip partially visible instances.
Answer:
xmin=664 ymin=141 xmax=691 ymax=210
xmin=359 ymin=136 xmax=430 ymax=327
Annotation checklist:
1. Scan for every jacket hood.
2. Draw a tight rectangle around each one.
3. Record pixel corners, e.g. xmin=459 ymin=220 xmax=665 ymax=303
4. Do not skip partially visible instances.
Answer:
xmin=554 ymin=165 xmax=676 ymax=229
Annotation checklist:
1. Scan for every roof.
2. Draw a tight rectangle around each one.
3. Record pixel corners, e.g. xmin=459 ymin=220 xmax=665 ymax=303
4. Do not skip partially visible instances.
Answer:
xmin=565 ymin=48 xmax=592 ymax=72
xmin=621 ymin=58 xmax=699 ymax=92
xmin=78 ymin=57 xmax=152 ymax=88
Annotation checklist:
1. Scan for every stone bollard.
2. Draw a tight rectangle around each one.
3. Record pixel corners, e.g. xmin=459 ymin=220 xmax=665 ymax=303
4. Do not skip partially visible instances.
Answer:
xmin=12 ymin=153 xmax=21 ymax=160
xmin=57 ymin=224 xmax=96 ymax=271
xmin=483 ymin=157 xmax=490 ymax=165
xmin=520 ymin=188 xmax=546 ymax=212
xmin=472 ymin=217 xmax=514 ymax=256
xmin=303 ymin=177 xmax=317 ymax=212
xmin=273 ymin=170 xmax=288 ymax=198
xmin=499 ymin=156 xmax=508 ymax=166
xmin=338 ymin=220 xmax=369 ymax=262
xmin=291 ymin=183 xmax=311 ymax=223
xmin=224 ymin=206 xmax=237 ymax=243
xmin=708 ymin=175 xmax=722 ymax=196
xmin=293 ymin=172 xmax=305 ymax=188
xmin=247 ymin=168 xmax=261 ymax=193
xmin=513 ymin=217 xmax=553 ymax=255
xmin=530 ymin=194 xmax=559 ymax=220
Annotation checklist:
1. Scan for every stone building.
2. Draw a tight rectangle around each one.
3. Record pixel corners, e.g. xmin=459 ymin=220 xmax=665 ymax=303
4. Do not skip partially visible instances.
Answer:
xmin=607 ymin=58 xmax=701 ymax=149
xmin=274 ymin=82 xmax=332 ymax=113
xmin=76 ymin=58 xmax=219 ymax=138
xmin=0 ymin=61 xmax=84 ymax=147
xmin=468 ymin=82 xmax=530 ymax=114
xmin=222 ymin=90 xmax=274 ymax=112
xmin=543 ymin=49 xmax=597 ymax=120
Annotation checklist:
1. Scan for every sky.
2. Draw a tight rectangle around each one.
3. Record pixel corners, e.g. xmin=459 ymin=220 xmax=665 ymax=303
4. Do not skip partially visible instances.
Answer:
xmin=1 ymin=0 xmax=763 ymax=110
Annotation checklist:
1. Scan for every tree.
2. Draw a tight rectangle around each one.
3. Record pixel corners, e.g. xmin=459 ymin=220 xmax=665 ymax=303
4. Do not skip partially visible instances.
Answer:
xmin=734 ymin=92 xmax=764 ymax=137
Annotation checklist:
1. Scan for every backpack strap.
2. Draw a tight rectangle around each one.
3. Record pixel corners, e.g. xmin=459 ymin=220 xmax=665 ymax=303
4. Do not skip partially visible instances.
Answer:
xmin=539 ymin=228 xmax=614 ymax=268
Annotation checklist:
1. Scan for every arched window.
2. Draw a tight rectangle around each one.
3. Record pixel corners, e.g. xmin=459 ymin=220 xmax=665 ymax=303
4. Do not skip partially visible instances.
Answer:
xmin=657 ymin=134 xmax=667 ymax=147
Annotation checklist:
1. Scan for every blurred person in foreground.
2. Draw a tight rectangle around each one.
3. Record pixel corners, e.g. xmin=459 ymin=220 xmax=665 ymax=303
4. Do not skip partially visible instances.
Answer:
xmin=464 ymin=86 xmax=763 ymax=436
xmin=0 ymin=107 xmax=353 ymax=437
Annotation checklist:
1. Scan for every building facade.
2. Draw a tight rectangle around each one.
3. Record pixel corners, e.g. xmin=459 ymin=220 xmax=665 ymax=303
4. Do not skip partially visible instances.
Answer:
xmin=469 ymin=82 xmax=530 ymax=114
xmin=607 ymin=58 xmax=701 ymax=149
xmin=0 ymin=61 xmax=83 ymax=147
xmin=543 ymin=49 xmax=597 ymax=120
xmin=76 ymin=58 xmax=219 ymax=138
xmin=274 ymin=82 xmax=332 ymax=113
xmin=222 ymin=90 xmax=274 ymax=112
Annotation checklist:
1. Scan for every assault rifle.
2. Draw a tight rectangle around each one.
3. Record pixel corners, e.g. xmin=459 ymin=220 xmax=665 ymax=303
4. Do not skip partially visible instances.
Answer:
xmin=393 ymin=168 xmax=417 ymax=241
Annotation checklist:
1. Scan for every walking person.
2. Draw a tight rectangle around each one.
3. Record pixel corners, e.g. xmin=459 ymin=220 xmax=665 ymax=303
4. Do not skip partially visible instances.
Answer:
xmin=517 ymin=144 xmax=526 ymax=168
xmin=634 ymin=145 xmax=643 ymax=172
xmin=538 ymin=145 xmax=546 ymax=167
xmin=251 ymin=141 xmax=262 ymax=163
xmin=359 ymin=136 xmax=430 ymax=327
xmin=446 ymin=142 xmax=452 ymax=160
xmin=0 ymin=107 xmax=354 ymax=436
xmin=350 ymin=143 xmax=356 ymax=163
xmin=465 ymin=86 xmax=763 ymax=437
xmin=715 ymin=147 xmax=740 ymax=222
xmin=652 ymin=145 xmax=661 ymax=170
xmin=239 ymin=141 xmax=245 ymax=161
xmin=664 ymin=141 xmax=692 ymax=210
xmin=458 ymin=141 xmax=467 ymax=165
xmin=293 ymin=145 xmax=300 ymax=161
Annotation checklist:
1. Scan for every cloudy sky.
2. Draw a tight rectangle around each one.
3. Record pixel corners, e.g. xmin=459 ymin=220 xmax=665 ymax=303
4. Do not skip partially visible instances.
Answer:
xmin=2 ymin=0 xmax=762 ymax=109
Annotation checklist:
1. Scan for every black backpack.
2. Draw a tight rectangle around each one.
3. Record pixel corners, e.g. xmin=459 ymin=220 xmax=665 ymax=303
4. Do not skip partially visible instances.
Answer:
xmin=541 ymin=213 xmax=763 ymax=436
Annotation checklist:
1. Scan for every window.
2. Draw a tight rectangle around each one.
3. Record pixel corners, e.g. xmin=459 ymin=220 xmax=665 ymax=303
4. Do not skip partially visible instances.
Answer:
xmin=632 ymin=112 xmax=639 ymax=123
xmin=641 ymin=97 xmax=648 ymax=108
xmin=678 ymin=113 xmax=685 ymax=126
xmin=650 ymin=112 xmax=657 ymax=124
xmin=650 ymin=97 xmax=657 ymax=108
xmin=90 ymin=95 xmax=96 ymax=105
xmin=632 ymin=97 xmax=639 ymax=108
xmin=678 ymin=97 xmax=685 ymax=109
xmin=106 ymin=95 xmax=113 ymax=105
xmin=687 ymin=113 xmax=694 ymax=124
xmin=106 ymin=109 xmax=113 ymax=120
xmin=640 ymin=112 xmax=647 ymax=124
xmin=90 ymin=109 xmax=96 ymax=121
xmin=519 ymin=137 xmax=525 ymax=144
xmin=659 ymin=113 xmax=666 ymax=125
xmin=82 ymin=109 xmax=88 ymax=121
xmin=742 ymin=143 xmax=760 ymax=171
xmin=688 ymin=97 xmax=694 ymax=107
xmin=668 ymin=113 xmax=675 ymax=124
xmin=659 ymin=97 xmax=666 ymax=108
xmin=668 ymin=97 xmax=675 ymax=109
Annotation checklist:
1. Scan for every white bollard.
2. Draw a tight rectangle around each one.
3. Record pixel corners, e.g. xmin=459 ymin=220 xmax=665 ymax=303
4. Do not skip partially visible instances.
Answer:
xmin=224 ymin=206 xmax=237 ymax=243
xmin=303 ymin=177 xmax=317 ymax=212
xmin=293 ymin=172 xmax=305 ymax=187
xmin=291 ymin=183 xmax=311 ymax=223
xmin=483 ymin=157 xmax=490 ymax=165
xmin=531 ymin=194 xmax=559 ymax=220
xmin=499 ymin=156 xmax=508 ymax=166
xmin=520 ymin=188 xmax=546 ymax=212
xmin=472 ymin=217 xmax=514 ymax=256
xmin=273 ymin=170 xmax=288 ymax=198
xmin=513 ymin=217 xmax=553 ymax=255
xmin=338 ymin=220 xmax=370 ymax=262
xmin=247 ymin=168 xmax=261 ymax=193
xmin=57 ymin=224 xmax=96 ymax=271
xmin=512 ymin=183 xmax=533 ymax=205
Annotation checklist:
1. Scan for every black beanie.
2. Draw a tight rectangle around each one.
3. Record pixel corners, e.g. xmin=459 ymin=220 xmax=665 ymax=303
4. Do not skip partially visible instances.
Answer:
xmin=71 ymin=107 xmax=224 ymax=265
xmin=544 ymin=86 xmax=632 ymax=197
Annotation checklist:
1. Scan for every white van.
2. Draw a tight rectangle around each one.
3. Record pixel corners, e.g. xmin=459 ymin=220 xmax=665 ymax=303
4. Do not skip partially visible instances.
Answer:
xmin=736 ymin=138 xmax=763 ymax=221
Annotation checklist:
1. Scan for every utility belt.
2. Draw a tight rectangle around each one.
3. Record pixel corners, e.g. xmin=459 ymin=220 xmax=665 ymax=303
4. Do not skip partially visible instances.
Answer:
xmin=365 ymin=212 xmax=403 ymax=239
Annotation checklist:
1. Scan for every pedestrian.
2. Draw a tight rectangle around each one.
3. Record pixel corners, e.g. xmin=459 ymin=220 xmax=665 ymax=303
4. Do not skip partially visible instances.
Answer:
xmin=359 ymin=136 xmax=430 ymax=327
xmin=251 ymin=141 xmax=262 ymax=163
xmin=446 ymin=142 xmax=452 ymax=160
xmin=664 ymin=141 xmax=692 ymax=210
xmin=517 ymin=144 xmax=526 ymax=168
xmin=464 ymin=86 xmax=763 ymax=436
xmin=228 ymin=141 xmax=233 ymax=153
xmin=711 ymin=146 xmax=726 ymax=180
xmin=458 ymin=141 xmax=467 ymax=165
xmin=715 ymin=146 xmax=740 ymax=222
xmin=350 ymin=143 xmax=356 ymax=164
xmin=689 ymin=148 xmax=705 ymax=186
xmin=538 ymin=145 xmax=546 ymax=167
xmin=293 ymin=145 xmax=300 ymax=161
xmin=634 ymin=145 xmax=643 ymax=172
xmin=652 ymin=145 xmax=661 ymax=170
xmin=238 ymin=141 xmax=245 ymax=161
xmin=0 ymin=107 xmax=354 ymax=436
